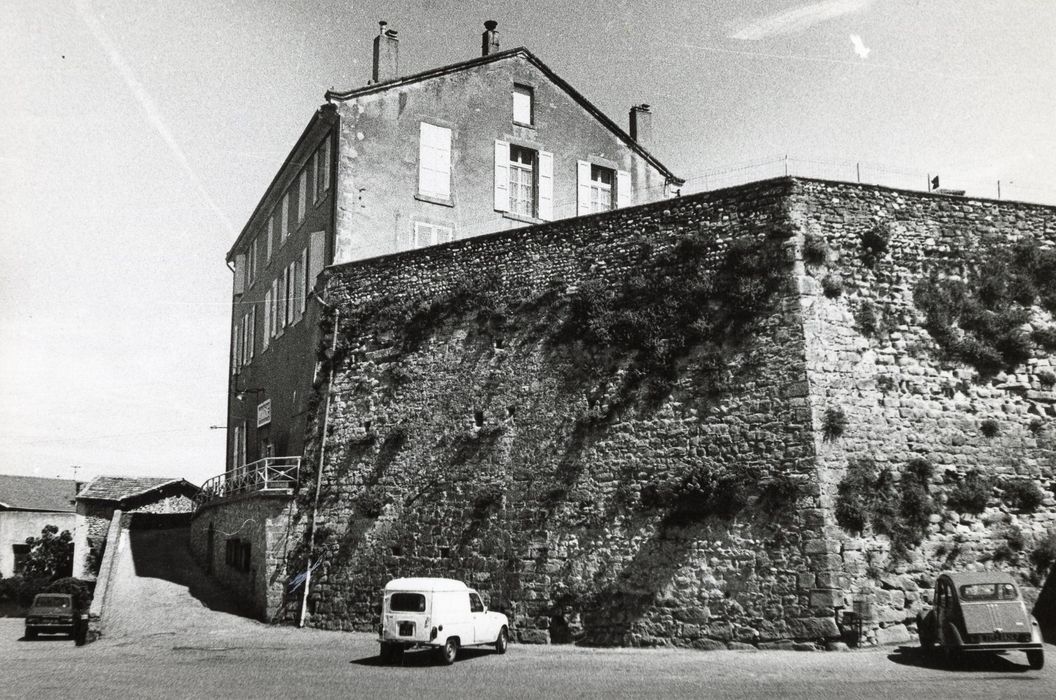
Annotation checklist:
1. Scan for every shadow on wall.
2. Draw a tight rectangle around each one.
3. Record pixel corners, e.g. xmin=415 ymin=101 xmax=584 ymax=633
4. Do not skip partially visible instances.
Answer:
xmin=126 ymin=521 xmax=255 ymax=619
xmin=1034 ymin=566 xmax=1056 ymax=643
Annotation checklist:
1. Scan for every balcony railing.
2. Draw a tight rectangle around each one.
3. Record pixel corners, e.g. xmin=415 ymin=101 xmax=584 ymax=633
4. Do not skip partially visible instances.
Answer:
xmin=195 ymin=456 xmax=301 ymax=510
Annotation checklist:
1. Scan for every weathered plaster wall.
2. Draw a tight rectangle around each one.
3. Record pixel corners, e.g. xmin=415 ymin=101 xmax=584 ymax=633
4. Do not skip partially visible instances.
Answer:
xmin=333 ymin=53 xmax=672 ymax=265
xmin=189 ymin=493 xmax=299 ymax=621
xmin=0 ymin=511 xmax=78 ymax=578
xmin=299 ymin=179 xmax=842 ymax=647
xmin=789 ymin=179 xmax=1056 ymax=644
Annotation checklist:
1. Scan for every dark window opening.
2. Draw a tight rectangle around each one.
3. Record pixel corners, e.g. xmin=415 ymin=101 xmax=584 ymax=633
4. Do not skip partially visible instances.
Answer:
xmin=11 ymin=544 xmax=29 ymax=575
xmin=469 ymin=593 xmax=484 ymax=613
xmin=390 ymin=593 xmax=426 ymax=612
xmin=439 ymin=546 xmax=451 ymax=558
xmin=390 ymin=545 xmax=403 ymax=557
xmin=474 ymin=410 xmax=485 ymax=428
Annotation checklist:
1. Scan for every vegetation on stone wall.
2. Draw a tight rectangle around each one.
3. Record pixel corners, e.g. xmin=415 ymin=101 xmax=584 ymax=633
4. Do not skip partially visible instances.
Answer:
xmin=835 ymin=457 xmax=936 ymax=557
xmin=802 ymin=234 xmax=828 ymax=266
xmin=1000 ymin=478 xmax=1045 ymax=513
xmin=913 ymin=238 xmax=1056 ymax=377
xmin=945 ymin=469 xmax=993 ymax=514
xmin=822 ymin=407 xmax=847 ymax=440
xmin=854 ymin=301 xmax=881 ymax=337
xmin=860 ymin=222 xmax=891 ymax=268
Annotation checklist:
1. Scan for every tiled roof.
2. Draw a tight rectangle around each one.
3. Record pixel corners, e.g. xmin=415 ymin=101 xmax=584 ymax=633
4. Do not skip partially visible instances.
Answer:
xmin=76 ymin=476 xmax=188 ymax=502
xmin=0 ymin=474 xmax=79 ymax=512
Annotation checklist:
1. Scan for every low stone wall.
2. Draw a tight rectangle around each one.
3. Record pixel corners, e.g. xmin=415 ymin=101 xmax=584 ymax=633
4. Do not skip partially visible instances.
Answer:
xmin=189 ymin=492 xmax=298 ymax=621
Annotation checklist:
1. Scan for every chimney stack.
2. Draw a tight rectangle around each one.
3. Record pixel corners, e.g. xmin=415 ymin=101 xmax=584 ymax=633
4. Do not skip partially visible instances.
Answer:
xmin=372 ymin=21 xmax=399 ymax=83
xmin=481 ymin=20 xmax=500 ymax=56
xmin=629 ymin=104 xmax=652 ymax=147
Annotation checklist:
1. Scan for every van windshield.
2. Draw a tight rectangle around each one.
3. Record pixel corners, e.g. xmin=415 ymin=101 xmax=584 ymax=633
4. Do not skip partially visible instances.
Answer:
xmin=390 ymin=593 xmax=426 ymax=612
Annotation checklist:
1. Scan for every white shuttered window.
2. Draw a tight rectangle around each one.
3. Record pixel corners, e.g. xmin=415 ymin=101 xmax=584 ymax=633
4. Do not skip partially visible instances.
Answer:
xmin=493 ymin=140 xmax=509 ymax=211
xmin=418 ymin=123 xmax=452 ymax=200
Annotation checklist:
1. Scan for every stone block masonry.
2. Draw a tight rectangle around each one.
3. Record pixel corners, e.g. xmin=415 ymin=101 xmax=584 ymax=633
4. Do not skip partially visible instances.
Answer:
xmin=788 ymin=179 xmax=1056 ymax=643
xmin=222 ymin=177 xmax=1056 ymax=648
xmin=299 ymin=178 xmax=829 ymax=647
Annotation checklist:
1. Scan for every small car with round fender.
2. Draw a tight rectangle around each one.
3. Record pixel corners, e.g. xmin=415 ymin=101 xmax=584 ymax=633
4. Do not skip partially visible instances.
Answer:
xmin=917 ymin=571 xmax=1044 ymax=669
xmin=378 ymin=577 xmax=509 ymax=665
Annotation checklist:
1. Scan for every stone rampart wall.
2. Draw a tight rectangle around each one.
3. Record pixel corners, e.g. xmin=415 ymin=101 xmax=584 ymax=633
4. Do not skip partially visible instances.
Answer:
xmin=300 ymin=179 xmax=843 ymax=646
xmin=789 ymin=179 xmax=1056 ymax=644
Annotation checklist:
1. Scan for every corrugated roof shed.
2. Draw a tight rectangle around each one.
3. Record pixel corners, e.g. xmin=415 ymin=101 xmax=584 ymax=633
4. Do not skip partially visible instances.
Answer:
xmin=0 ymin=474 xmax=79 ymax=512
xmin=76 ymin=476 xmax=185 ymax=502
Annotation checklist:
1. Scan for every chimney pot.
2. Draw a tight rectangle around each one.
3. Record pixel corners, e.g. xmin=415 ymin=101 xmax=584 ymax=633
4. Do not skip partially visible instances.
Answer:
xmin=482 ymin=20 xmax=500 ymax=56
xmin=372 ymin=21 xmax=399 ymax=83
xmin=629 ymin=104 xmax=653 ymax=147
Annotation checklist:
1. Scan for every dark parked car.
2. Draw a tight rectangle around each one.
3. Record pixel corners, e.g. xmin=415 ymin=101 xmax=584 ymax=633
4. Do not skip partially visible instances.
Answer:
xmin=917 ymin=571 xmax=1044 ymax=669
xmin=24 ymin=593 xmax=77 ymax=639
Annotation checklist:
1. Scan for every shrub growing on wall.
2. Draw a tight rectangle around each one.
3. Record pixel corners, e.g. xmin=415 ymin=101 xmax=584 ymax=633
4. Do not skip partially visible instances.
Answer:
xmin=945 ymin=469 xmax=994 ymax=514
xmin=822 ymin=407 xmax=848 ymax=440
xmin=834 ymin=457 xmax=936 ymax=557
xmin=1001 ymin=478 xmax=1045 ymax=513
xmin=802 ymin=234 xmax=828 ymax=266
xmin=913 ymin=238 xmax=1056 ymax=378
xmin=860 ymin=222 xmax=891 ymax=268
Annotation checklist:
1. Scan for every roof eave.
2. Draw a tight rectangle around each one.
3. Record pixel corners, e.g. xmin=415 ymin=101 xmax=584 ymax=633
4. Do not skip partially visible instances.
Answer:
xmin=326 ymin=47 xmax=682 ymax=185
xmin=225 ymin=106 xmax=338 ymax=262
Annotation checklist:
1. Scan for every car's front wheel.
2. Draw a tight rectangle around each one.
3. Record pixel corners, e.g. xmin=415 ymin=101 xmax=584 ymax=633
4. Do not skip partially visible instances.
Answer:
xmin=495 ymin=626 xmax=509 ymax=654
xmin=437 ymin=637 xmax=458 ymax=665
xmin=1027 ymin=650 xmax=1044 ymax=670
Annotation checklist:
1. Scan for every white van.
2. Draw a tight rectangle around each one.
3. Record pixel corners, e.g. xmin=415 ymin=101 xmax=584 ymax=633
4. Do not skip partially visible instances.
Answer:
xmin=379 ymin=577 xmax=509 ymax=664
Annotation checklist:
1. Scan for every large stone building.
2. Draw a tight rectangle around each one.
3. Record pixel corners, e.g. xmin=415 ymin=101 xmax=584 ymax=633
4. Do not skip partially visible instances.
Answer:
xmin=222 ymin=21 xmax=683 ymax=476
xmin=194 ymin=175 xmax=1056 ymax=647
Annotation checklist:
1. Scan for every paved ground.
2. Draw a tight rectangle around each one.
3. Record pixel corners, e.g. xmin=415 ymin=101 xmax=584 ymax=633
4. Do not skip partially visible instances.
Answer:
xmin=3 ymin=525 xmax=1054 ymax=699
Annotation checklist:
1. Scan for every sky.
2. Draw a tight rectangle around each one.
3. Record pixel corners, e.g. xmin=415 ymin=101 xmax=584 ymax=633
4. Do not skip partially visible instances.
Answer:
xmin=1 ymin=0 xmax=1054 ymax=486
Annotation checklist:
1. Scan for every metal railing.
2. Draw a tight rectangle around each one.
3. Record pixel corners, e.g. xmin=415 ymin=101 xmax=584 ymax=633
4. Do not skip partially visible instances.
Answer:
xmin=195 ymin=456 xmax=301 ymax=509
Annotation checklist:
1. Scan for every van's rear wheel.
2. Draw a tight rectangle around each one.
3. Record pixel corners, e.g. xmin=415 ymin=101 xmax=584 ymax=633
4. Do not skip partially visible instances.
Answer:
xmin=495 ymin=626 xmax=509 ymax=654
xmin=1027 ymin=650 xmax=1044 ymax=670
xmin=437 ymin=637 xmax=458 ymax=665
xmin=379 ymin=642 xmax=402 ymax=664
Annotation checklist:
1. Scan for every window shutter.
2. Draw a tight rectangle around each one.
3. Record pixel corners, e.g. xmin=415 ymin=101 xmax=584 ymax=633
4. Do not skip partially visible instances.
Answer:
xmin=234 ymin=318 xmax=243 ymax=370
xmin=493 ymin=140 xmax=509 ymax=211
xmin=266 ymin=218 xmax=273 ymax=260
xmin=321 ymin=135 xmax=331 ymax=193
xmin=419 ymin=123 xmax=452 ymax=199
xmin=231 ymin=323 xmax=239 ymax=376
xmin=298 ymin=170 xmax=307 ymax=222
xmin=262 ymin=291 xmax=271 ymax=350
xmin=537 ymin=151 xmax=554 ymax=221
xmin=233 ymin=254 xmax=246 ymax=295
xmin=248 ymin=306 xmax=255 ymax=360
xmin=616 ymin=169 xmax=631 ymax=209
xmin=281 ymin=195 xmax=289 ymax=240
xmin=270 ymin=280 xmax=279 ymax=337
xmin=300 ymin=247 xmax=308 ymax=315
xmin=308 ymin=230 xmax=326 ymax=289
xmin=577 ymin=160 xmax=592 ymax=216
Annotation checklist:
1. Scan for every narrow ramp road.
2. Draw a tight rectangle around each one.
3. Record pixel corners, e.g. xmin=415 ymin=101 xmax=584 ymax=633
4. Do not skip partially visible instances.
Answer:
xmin=101 ymin=525 xmax=263 ymax=641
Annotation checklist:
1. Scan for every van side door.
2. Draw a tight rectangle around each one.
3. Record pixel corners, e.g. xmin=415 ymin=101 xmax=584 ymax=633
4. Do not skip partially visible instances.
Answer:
xmin=468 ymin=591 xmax=486 ymax=644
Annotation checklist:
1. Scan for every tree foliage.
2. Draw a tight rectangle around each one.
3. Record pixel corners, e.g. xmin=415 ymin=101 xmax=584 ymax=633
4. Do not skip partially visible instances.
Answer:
xmin=22 ymin=525 xmax=74 ymax=580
